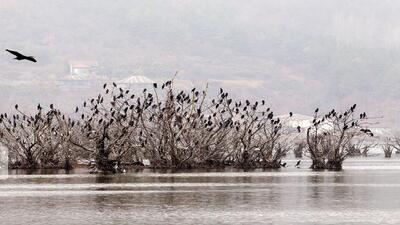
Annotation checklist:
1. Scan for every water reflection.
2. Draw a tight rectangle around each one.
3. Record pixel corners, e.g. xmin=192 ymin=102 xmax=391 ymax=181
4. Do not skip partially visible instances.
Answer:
xmin=0 ymin=159 xmax=400 ymax=224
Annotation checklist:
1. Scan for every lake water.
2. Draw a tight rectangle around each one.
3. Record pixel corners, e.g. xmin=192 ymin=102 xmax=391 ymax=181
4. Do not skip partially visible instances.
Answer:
xmin=1 ymin=157 xmax=400 ymax=225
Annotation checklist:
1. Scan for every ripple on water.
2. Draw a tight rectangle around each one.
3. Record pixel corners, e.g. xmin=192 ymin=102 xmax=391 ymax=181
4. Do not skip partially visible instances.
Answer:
xmin=1 ymin=158 xmax=400 ymax=225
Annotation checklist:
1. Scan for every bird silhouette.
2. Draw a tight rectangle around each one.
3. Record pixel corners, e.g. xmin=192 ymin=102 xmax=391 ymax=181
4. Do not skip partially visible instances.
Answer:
xmin=295 ymin=160 xmax=301 ymax=167
xmin=6 ymin=49 xmax=37 ymax=62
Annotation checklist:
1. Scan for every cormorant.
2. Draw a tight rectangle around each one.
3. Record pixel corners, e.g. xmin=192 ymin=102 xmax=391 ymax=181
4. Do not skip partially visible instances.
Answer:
xmin=6 ymin=49 xmax=37 ymax=62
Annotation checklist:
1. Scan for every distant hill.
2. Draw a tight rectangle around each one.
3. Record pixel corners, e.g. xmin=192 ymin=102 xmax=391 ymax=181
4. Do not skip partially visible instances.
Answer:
xmin=1 ymin=0 xmax=400 ymax=128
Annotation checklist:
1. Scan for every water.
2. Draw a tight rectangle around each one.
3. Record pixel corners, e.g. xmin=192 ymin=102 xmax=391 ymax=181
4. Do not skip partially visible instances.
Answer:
xmin=1 ymin=157 xmax=400 ymax=225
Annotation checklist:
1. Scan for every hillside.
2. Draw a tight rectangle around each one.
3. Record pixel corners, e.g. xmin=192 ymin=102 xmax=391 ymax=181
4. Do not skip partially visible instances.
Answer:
xmin=1 ymin=0 xmax=400 ymax=127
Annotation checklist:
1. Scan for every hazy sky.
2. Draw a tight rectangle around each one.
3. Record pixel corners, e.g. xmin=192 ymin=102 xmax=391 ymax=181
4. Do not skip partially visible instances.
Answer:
xmin=1 ymin=0 xmax=400 ymax=127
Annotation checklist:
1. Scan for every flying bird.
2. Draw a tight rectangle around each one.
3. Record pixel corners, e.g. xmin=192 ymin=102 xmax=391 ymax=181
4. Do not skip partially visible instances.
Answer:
xmin=6 ymin=49 xmax=37 ymax=62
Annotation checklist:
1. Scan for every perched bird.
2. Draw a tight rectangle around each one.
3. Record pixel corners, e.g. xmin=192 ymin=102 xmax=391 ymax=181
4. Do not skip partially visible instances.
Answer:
xmin=350 ymin=104 xmax=356 ymax=112
xmin=289 ymin=112 xmax=293 ymax=117
xmin=295 ymin=160 xmax=301 ymax=167
xmin=6 ymin=49 xmax=37 ymax=62
xmin=297 ymin=126 xmax=301 ymax=133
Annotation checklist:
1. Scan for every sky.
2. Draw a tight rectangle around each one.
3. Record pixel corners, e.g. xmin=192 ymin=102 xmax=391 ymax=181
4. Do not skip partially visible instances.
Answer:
xmin=1 ymin=0 xmax=400 ymax=128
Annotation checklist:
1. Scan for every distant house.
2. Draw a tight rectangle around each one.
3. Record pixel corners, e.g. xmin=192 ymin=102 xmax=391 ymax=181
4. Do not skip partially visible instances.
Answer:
xmin=69 ymin=61 xmax=99 ymax=76
xmin=57 ymin=60 xmax=107 ymax=89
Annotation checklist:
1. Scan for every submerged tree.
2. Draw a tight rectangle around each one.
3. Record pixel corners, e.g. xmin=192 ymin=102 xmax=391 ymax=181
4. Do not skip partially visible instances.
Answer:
xmin=306 ymin=105 xmax=372 ymax=170
xmin=0 ymin=81 xmax=371 ymax=173
xmin=0 ymin=104 xmax=74 ymax=169
xmin=293 ymin=141 xmax=306 ymax=158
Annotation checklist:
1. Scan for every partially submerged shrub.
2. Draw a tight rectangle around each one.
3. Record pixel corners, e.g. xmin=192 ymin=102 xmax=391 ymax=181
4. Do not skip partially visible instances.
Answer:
xmin=0 ymin=105 xmax=79 ymax=169
xmin=346 ymin=143 xmax=362 ymax=157
xmin=0 ymin=81 xmax=295 ymax=172
xmin=293 ymin=141 xmax=306 ymax=158
xmin=383 ymin=140 xmax=394 ymax=158
xmin=388 ymin=136 xmax=400 ymax=155
xmin=306 ymin=105 xmax=372 ymax=170
xmin=346 ymin=141 xmax=375 ymax=157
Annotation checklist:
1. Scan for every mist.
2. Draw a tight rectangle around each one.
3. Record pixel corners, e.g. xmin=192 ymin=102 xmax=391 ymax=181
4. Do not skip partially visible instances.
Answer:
xmin=1 ymin=0 xmax=400 ymax=127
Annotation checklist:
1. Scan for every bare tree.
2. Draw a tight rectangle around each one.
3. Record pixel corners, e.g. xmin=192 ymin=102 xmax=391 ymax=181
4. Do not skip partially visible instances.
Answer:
xmin=0 ymin=83 xmax=372 ymax=173
xmin=306 ymin=105 xmax=372 ymax=170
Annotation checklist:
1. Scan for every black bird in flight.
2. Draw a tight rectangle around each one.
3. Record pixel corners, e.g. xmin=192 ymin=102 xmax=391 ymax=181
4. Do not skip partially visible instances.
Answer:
xmin=6 ymin=49 xmax=37 ymax=62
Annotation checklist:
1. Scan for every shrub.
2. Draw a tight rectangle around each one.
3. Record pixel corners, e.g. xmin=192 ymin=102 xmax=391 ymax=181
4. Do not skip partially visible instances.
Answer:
xmin=0 ymin=81 xmax=294 ymax=172
xmin=306 ymin=105 xmax=372 ymax=170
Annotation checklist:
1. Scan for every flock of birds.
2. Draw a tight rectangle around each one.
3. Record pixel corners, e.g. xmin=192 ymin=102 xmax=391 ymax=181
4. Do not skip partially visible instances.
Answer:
xmin=3 ymin=49 xmax=371 ymax=170
xmin=2 ymin=51 xmax=299 ymax=169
